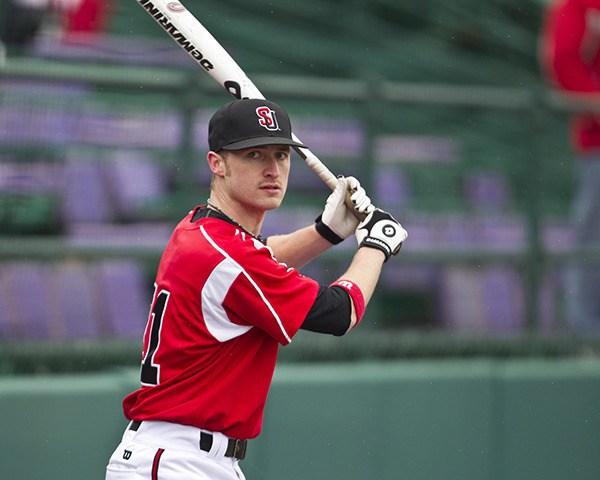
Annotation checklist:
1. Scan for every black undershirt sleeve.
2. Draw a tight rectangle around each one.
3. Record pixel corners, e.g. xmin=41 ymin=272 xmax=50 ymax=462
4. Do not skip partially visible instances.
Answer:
xmin=300 ymin=285 xmax=352 ymax=336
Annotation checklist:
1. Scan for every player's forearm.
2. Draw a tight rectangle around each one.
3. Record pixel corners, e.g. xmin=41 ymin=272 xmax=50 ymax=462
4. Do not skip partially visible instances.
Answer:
xmin=336 ymin=247 xmax=385 ymax=329
xmin=266 ymin=225 xmax=334 ymax=268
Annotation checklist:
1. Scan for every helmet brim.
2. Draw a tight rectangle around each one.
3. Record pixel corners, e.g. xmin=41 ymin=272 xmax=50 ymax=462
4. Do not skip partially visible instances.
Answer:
xmin=220 ymin=136 xmax=306 ymax=151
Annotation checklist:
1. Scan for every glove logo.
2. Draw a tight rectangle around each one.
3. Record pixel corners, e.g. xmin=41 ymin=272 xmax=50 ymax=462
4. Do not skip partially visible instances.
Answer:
xmin=383 ymin=224 xmax=396 ymax=237
xmin=256 ymin=107 xmax=280 ymax=131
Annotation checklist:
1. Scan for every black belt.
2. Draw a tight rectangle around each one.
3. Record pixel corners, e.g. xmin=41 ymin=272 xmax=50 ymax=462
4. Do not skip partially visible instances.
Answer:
xmin=199 ymin=429 xmax=247 ymax=461
xmin=128 ymin=421 xmax=247 ymax=461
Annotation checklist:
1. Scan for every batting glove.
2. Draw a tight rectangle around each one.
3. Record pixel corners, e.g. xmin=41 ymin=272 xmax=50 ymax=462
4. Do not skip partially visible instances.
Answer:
xmin=315 ymin=176 xmax=375 ymax=244
xmin=355 ymin=209 xmax=408 ymax=261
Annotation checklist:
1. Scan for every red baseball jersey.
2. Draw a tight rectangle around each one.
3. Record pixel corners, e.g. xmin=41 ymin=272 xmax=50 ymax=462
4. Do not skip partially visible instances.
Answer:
xmin=123 ymin=207 xmax=320 ymax=439
xmin=541 ymin=0 xmax=600 ymax=152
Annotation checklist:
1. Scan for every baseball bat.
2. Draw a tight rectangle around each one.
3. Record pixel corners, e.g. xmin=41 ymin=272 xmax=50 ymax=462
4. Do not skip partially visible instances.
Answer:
xmin=134 ymin=0 xmax=339 ymax=191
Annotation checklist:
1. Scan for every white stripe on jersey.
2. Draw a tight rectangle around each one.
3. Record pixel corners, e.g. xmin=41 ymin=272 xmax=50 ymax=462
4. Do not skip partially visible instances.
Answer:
xmin=201 ymin=257 xmax=253 ymax=342
xmin=200 ymin=225 xmax=293 ymax=343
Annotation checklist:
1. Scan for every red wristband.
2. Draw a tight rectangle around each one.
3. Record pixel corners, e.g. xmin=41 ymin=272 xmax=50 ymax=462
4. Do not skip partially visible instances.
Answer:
xmin=330 ymin=279 xmax=365 ymax=326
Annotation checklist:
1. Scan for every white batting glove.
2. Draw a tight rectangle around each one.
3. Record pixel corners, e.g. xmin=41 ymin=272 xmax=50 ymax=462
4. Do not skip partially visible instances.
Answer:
xmin=315 ymin=176 xmax=375 ymax=244
xmin=347 ymin=176 xmax=376 ymax=215
xmin=355 ymin=209 xmax=408 ymax=261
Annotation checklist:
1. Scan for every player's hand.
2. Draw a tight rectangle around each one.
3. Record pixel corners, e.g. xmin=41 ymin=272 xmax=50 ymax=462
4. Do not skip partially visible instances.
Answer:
xmin=315 ymin=176 xmax=375 ymax=244
xmin=346 ymin=176 xmax=375 ymax=216
xmin=355 ymin=209 xmax=407 ymax=261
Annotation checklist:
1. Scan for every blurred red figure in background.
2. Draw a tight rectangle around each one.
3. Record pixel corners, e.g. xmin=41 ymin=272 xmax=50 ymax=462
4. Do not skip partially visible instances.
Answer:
xmin=540 ymin=0 xmax=600 ymax=331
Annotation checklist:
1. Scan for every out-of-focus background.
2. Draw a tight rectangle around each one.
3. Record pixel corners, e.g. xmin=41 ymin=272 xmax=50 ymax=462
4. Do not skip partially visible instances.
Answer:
xmin=1 ymin=1 xmax=600 ymax=479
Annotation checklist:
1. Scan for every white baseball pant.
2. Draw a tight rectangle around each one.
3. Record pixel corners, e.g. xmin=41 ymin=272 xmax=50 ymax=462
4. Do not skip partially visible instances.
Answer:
xmin=105 ymin=420 xmax=246 ymax=480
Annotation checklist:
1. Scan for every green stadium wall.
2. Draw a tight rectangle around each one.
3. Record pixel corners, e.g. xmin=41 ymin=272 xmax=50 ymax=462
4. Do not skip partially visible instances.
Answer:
xmin=1 ymin=359 xmax=599 ymax=480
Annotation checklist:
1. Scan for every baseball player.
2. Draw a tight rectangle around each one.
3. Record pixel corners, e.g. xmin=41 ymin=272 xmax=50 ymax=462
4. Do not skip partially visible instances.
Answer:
xmin=541 ymin=0 xmax=600 ymax=330
xmin=105 ymin=98 xmax=407 ymax=480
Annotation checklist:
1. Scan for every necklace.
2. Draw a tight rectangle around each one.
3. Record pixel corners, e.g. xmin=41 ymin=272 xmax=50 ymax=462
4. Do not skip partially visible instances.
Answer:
xmin=206 ymin=199 xmax=263 ymax=242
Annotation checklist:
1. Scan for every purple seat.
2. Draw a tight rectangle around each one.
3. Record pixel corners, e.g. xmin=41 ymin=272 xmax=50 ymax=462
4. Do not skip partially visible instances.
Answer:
xmin=542 ymin=220 xmax=575 ymax=253
xmin=481 ymin=267 xmax=524 ymax=331
xmin=62 ymin=158 xmax=110 ymax=224
xmin=0 ymin=270 xmax=9 ymax=338
xmin=51 ymin=262 xmax=99 ymax=339
xmin=472 ymin=214 xmax=526 ymax=252
xmin=438 ymin=266 xmax=486 ymax=330
xmin=1 ymin=263 xmax=52 ymax=339
xmin=381 ymin=264 xmax=438 ymax=291
xmin=193 ymin=113 xmax=211 ymax=151
xmin=67 ymin=222 xmax=172 ymax=250
xmin=292 ymin=118 xmax=365 ymax=157
xmin=78 ymin=110 xmax=180 ymax=148
xmin=261 ymin=208 xmax=319 ymax=239
xmin=375 ymin=135 xmax=460 ymax=164
xmin=287 ymin=159 xmax=331 ymax=190
xmin=438 ymin=265 xmax=524 ymax=332
xmin=95 ymin=260 xmax=149 ymax=338
xmin=105 ymin=151 xmax=167 ymax=220
xmin=463 ymin=172 xmax=511 ymax=211
xmin=0 ymin=81 xmax=86 ymax=146
xmin=32 ymin=33 xmax=194 ymax=68
xmin=374 ymin=166 xmax=411 ymax=209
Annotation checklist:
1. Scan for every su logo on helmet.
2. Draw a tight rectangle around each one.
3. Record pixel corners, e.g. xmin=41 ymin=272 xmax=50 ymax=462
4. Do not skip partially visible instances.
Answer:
xmin=256 ymin=107 xmax=280 ymax=131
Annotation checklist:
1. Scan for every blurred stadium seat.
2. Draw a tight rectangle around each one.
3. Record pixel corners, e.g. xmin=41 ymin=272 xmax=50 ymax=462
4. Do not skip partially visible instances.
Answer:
xmin=463 ymin=171 xmax=512 ymax=212
xmin=104 ymin=150 xmax=168 ymax=221
xmin=0 ymin=259 xmax=150 ymax=340
xmin=0 ymin=0 xmax=582 ymax=340
xmin=95 ymin=260 xmax=149 ymax=338
xmin=439 ymin=265 xmax=524 ymax=331
xmin=0 ymin=263 xmax=52 ymax=338
xmin=51 ymin=261 xmax=100 ymax=338
xmin=62 ymin=156 xmax=111 ymax=224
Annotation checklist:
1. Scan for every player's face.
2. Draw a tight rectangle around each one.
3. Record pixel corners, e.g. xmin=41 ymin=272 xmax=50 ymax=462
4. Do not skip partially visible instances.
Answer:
xmin=220 ymin=145 xmax=291 ymax=213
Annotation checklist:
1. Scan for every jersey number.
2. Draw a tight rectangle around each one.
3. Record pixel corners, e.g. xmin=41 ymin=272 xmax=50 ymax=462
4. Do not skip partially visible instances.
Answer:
xmin=140 ymin=289 xmax=170 ymax=386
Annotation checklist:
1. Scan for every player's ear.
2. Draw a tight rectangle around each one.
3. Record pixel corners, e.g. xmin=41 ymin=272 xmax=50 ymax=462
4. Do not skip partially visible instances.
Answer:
xmin=207 ymin=151 xmax=227 ymax=177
